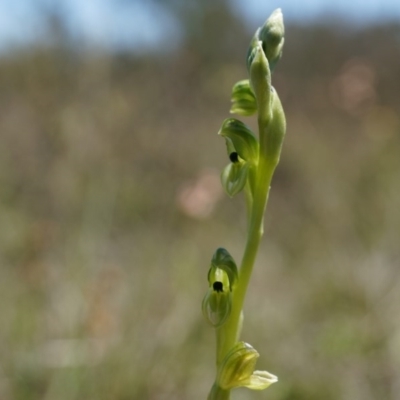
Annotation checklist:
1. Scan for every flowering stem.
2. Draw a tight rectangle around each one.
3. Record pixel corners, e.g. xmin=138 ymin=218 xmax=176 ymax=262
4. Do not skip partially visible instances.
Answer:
xmin=204 ymin=9 xmax=285 ymax=399
xmin=216 ymin=126 xmax=275 ymax=367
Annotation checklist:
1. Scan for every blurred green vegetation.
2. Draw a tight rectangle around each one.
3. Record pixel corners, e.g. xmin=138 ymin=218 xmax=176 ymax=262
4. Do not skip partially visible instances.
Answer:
xmin=1 ymin=5 xmax=400 ymax=400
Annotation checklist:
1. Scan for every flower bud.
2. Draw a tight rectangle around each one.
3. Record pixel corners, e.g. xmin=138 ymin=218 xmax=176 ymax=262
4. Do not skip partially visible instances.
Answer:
xmin=259 ymin=8 xmax=284 ymax=72
xmin=249 ymin=41 xmax=272 ymax=123
xmin=247 ymin=9 xmax=284 ymax=73
xmin=217 ymin=342 xmax=278 ymax=391
xmin=261 ymin=87 xmax=286 ymax=167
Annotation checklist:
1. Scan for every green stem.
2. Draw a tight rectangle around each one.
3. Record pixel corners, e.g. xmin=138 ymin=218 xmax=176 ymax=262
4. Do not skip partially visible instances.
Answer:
xmin=217 ymin=156 xmax=274 ymax=364
xmin=208 ymin=384 xmax=230 ymax=400
xmin=212 ymin=122 xmax=277 ymax=400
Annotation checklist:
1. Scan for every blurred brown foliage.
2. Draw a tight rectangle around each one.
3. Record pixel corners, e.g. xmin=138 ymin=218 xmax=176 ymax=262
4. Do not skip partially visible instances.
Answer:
xmin=1 ymin=5 xmax=400 ymax=400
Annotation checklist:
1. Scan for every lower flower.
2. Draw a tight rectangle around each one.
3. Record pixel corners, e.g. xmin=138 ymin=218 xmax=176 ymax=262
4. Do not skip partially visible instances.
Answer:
xmin=217 ymin=342 xmax=278 ymax=391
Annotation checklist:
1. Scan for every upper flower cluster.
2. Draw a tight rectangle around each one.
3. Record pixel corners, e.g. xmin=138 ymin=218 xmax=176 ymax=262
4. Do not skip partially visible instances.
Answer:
xmin=247 ymin=8 xmax=285 ymax=73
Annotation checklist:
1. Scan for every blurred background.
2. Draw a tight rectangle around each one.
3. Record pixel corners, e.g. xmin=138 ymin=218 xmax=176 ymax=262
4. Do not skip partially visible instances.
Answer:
xmin=1 ymin=0 xmax=400 ymax=399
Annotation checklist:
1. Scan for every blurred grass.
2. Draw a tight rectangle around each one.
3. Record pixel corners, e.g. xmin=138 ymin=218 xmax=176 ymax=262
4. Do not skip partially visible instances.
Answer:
xmin=1 ymin=15 xmax=400 ymax=400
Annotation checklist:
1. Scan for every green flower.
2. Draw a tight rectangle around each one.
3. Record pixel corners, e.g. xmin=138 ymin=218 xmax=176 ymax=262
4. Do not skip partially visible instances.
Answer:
xmin=218 ymin=118 xmax=259 ymax=197
xmin=218 ymin=118 xmax=259 ymax=163
xmin=230 ymin=80 xmax=257 ymax=116
xmin=217 ymin=342 xmax=278 ymax=391
xmin=202 ymin=283 xmax=232 ymax=328
xmin=202 ymin=248 xmax=238 ymax=327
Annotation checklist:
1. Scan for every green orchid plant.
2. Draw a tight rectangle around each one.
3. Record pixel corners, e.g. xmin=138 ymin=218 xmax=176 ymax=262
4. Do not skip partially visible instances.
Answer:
xmin=202 ymin=9 xmax=286 ymax=400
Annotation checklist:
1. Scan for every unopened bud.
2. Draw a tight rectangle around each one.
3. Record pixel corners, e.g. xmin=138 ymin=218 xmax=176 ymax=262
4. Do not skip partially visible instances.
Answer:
xmin=247 ymin=9 xmax=284 ymax=73
xmin=261 ymin=87 xmax=286 ymax=167
xmin=249 ymin=41 xmax=272 ymax=122
xmin=259 ymin=9 xmax=285 ymax=72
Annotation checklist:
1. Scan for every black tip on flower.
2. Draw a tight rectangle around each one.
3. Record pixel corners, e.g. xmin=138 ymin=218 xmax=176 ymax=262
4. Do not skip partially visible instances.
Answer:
xmin=213 ymin=281 xmax=224 ymax=292
xmin=229 ymin=152 xmax=239 ymax=163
